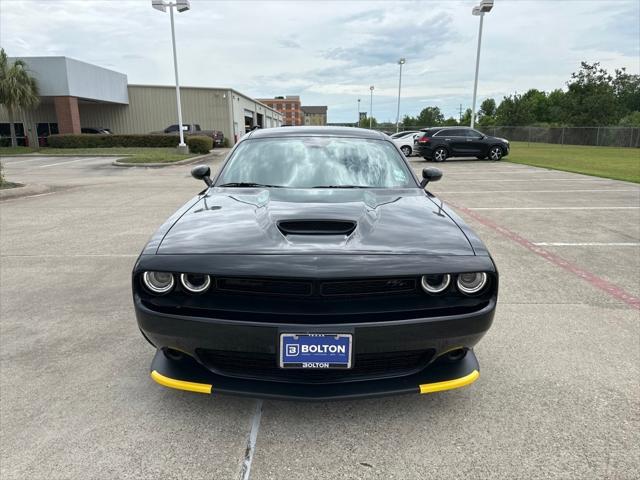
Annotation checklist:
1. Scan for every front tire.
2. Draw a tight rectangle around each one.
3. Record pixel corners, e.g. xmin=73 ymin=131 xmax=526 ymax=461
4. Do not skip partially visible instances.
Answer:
xmin=433 ymin=147 xmax=448 ymax=162
xmin=401 ymin=146 xmax=412 ymax=157
xmin=489 ymin=146 xmax=504 ymax=161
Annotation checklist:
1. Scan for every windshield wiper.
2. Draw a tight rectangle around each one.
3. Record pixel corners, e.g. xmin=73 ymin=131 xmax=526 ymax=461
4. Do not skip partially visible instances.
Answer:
xmin=218 ymin=182 xmax=283 ymax=188
xmin=312 ymin=185 xmax=369 ymax=189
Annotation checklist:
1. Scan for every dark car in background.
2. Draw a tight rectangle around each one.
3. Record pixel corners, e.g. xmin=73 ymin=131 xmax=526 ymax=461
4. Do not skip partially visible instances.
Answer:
xmin=81 ymin=127 xmax=112 ymax=134
xmin=153 ymin=123 xmax=224 ymax=147
xmin=133 ymin=127 xmax=498 ymax=400
xmin=415 ymin=127 xmax=510 ymax=162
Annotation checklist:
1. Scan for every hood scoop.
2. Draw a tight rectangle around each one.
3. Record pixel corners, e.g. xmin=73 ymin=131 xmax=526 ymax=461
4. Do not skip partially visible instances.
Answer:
xmin=277 ymin=219 xmax=357 ymax=236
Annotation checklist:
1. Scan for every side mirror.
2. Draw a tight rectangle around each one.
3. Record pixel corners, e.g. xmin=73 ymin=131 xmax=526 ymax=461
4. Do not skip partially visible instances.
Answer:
xmin=191 ymin=165 xmax=212 ymax=186
xmin=420 ymin=167 xmax=443 ymax=188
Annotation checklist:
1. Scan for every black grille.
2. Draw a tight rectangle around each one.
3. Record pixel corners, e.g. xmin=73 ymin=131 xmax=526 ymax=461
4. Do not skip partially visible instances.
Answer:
xmin=321 ymin=278 xmax=416 ymax=296
xmin=213 ymin=276 xmax=417 ymax=297
xmin=216 ymin=277 xmax=312 ymax=296
xmin=197 ymin=349 xmax=434 ymax=384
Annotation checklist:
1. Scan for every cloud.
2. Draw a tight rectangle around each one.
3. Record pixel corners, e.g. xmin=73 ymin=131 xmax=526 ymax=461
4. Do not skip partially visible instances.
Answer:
xmin=277 ymin=38 xmax=302 ymax=49
xmin=1 ymin=0 xmax=638 ymax=122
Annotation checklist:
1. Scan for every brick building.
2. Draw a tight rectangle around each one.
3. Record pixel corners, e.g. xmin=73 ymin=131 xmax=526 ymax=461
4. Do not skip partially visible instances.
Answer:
xmin=256 ymin=96 xmax=303 ymax=126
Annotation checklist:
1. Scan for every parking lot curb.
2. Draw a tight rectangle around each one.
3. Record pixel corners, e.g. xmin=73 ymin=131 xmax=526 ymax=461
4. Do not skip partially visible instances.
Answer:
xmin=0 ymin=183 xmax=53 ymax=201
xmin=112 ymin=150 xmax=227 ymax=168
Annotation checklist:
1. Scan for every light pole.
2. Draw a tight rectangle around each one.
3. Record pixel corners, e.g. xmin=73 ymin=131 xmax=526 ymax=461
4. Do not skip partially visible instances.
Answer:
xmin=369 ymin=85 xmax=374 ymax=129
xmin=357 ymin=98 xmax=361 ymax=127
xmin=395 ymin=58 xmax=405 ymax=133
xmin=470 ymin=0 xmax=493 ymax=129
xmin=152 ymin=0 xmax=191 ymax=153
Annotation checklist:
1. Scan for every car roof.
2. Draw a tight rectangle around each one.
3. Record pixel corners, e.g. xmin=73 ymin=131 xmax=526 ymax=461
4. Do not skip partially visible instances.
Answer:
xmin=245 ymin=126 xmax=389 ymax=140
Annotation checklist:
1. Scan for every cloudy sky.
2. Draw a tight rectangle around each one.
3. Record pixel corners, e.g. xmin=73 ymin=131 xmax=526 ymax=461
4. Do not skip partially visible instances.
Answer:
xmin=2 ymin=0 xmax=639 ymax=123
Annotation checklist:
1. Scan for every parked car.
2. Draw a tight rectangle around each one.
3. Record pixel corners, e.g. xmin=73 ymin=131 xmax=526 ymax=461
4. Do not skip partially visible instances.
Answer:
xmin=391 ymin=130 xmax=421 ymax=156
xmin=152 ymin=124 xmax=224 ymax=147
xmin=415 ymin=127 xmax=510 ymax=161
xmin=81 ymin=127 xmax=112 ymax=134
xmin=390 ymin=130 xmax=420 ymax=139
xmin=133 ymin=126 xmax=498 ymax=400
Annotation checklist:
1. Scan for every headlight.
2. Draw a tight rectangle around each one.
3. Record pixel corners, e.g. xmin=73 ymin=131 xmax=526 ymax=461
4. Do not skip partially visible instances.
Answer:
xmin=457 ymin=272 xmax=488 ymax=294
xmin=421 ymin=274 xmax=451 ymax=294
xmin=180 ymin=273 xmax=211 ymax=293
xmin=142 ymin=271 xmax=174 ymax=294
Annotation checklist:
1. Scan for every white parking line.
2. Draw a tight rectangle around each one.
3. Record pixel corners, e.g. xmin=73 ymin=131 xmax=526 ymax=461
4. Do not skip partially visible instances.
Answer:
xmin=37 ymin=157 xmax=104 ymax=168
xmin=0 ymin=254 xmax=138 ymax=258
xmin=468 ymin=206 xmax=640 ymax=210
xmin=436 ymin=189 xmax=640 ymax=194
xmin=446 ymin=178 xmax=622 ymax=183
xmin=533 ymin=242 xmax=640 ymax=246
xmin=240 ymin=400 xmax=263 ymax=480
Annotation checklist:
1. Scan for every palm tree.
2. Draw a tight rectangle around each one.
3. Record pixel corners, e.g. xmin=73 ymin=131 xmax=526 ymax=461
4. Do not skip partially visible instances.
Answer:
xmin=0 ymin=49 xmax=40 ymax=147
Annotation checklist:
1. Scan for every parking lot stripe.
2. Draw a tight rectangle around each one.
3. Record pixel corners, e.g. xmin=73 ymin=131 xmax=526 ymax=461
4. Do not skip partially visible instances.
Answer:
xmin=468 ymin=206 xmax=640 ymax=210
xmin=451 ymin=203 xmax=640 ymax=311
xmin=37 ymin=158 xmax=102 ymax=168
xmin=240 ymin=400 xmax=263 ymax=480
xmin=436 ymin=189 xmax=640 ymax=194
xmin=534 ymin=242 xmax=640 ymax=246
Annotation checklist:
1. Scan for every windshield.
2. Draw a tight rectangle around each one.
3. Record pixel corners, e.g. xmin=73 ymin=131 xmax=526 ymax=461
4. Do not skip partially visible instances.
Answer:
xmin=216 ymin=137 xmax=416 ymax=189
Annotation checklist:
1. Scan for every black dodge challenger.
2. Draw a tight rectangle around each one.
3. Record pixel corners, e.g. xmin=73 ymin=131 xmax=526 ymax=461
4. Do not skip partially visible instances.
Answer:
xmin=133 ymin=126 xmax=497 ymax=400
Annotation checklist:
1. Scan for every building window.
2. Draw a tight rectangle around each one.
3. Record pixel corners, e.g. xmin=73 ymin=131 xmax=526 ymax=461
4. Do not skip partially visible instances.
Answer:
xmin=0 ymin=122 xmax=27 ymax=146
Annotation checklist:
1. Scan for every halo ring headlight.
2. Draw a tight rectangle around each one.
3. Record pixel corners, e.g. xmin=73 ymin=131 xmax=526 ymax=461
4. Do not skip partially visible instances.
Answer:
xmin=421 ymin=274 xmax=451 ymax=294
xmin=143 ymin=271 xmax=174 ymax=294
xmin=180 ymin=273 xmax=211 ymax=293
xmin=457 ymin=272 xmax=488 ymax=295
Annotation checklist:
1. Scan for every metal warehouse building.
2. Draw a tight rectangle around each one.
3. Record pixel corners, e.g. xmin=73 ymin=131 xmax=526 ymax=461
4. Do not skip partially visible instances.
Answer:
xmin=0 ymin=56 xmax=282 ymax=145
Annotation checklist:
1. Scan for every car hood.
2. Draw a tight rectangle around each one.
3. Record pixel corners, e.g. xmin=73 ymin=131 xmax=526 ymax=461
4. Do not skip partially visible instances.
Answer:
xmin=156 ymin=188 xmax=474 ymax=256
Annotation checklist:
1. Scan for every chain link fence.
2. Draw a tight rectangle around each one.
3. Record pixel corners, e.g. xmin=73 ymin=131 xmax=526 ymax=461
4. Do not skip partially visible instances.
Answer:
xmin=485 ymin=126 xmax=639 ymax=148
xmin=382 ymin=125 xmax=639 ymax=148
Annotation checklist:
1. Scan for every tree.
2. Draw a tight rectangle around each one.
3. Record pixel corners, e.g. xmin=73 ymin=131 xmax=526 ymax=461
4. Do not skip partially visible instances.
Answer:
xmin=478 ymin=98 xmax=496 ymax=126
xmin=495 ymin=94 xmax=535 ymax=126
xmin=612 ymin=68 xmax=640 ymax=116
xmin=460 ymin=108 xmax=473 ymax=126
xmin=619 ymin=111 xmax=640 ymax=126
xmin=0 ymin=49 xmax=40 ymax=147
xmin=359 ymin=114 xmax=378 ymax=128
xmin=546 ymin=89 xmax=566 ymax=125
xmin=442 ymin=117 xmax=459 ymax=126
xmin=416 ymin=106 xmax=444 ymax=127
xmin=563 ymin=62 xmax=618 ymax=126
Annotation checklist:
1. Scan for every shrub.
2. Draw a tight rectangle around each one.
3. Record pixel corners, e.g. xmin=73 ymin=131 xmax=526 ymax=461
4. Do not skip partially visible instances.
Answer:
xmin=222 ymin=137 xmax=231 ymax=148
xmin=47 ymin=134 xmax=181 ymax=149
xmin=186 ymin=136 xmax=212 ymax=154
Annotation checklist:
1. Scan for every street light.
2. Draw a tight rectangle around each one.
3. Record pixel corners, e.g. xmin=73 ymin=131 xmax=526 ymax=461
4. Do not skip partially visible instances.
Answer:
xmin=369 ymin=85 xmax=374 ymax=129
xmin=395 ymin=58 xmax=405 ymax=133
xmin=152 ymin=0 xmax=191 ymax=153
xmin=470 ymin=0 xmax=493 ymax=129
xmin=357 ymin=98 xmax=361 ymax=127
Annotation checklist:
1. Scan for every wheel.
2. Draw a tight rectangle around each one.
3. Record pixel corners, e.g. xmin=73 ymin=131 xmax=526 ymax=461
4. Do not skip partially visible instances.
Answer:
xmin=433 ymin=147 xmax=447 ymax=162
xmin=489 ymin=146 xmax=503 ymax=161
xmin=401 ymin=146 xmax=412 ymax=156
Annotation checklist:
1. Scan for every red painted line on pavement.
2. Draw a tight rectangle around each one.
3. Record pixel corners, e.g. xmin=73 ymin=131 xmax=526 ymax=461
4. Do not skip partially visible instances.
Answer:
xmin=450 ymin=203 xmax=640 ymax=311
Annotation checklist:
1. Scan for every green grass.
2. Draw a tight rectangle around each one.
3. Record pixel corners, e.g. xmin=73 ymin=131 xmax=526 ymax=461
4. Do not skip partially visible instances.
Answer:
xmin=507 ymin=142 xmax=640 ymax=183
xmin=0 ymin=146 xmax=35 ymax=155
xmin=0 ymin=147 xmax=196 ymax=163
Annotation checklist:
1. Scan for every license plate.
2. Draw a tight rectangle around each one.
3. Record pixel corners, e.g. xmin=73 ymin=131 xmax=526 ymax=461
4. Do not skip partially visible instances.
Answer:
xmin=279 ymin=333 xmax=352 ymax=369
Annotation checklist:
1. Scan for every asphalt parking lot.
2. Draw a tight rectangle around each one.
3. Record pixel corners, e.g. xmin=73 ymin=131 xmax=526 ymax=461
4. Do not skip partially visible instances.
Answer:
xmin=1 ymin=153 xmax=638 ymax=479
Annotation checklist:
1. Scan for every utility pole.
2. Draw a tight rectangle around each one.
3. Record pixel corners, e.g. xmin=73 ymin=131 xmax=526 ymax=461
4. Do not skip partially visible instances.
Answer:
xmin=459 ymin=104 xmax=463 ymax=124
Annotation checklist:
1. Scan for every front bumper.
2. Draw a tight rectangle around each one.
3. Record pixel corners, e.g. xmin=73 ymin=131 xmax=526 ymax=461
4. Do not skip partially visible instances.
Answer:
xmin=150 ymin=347 xmax=480 ymax=400
xmin=136 ymin=296 xmax=495 ymax=399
